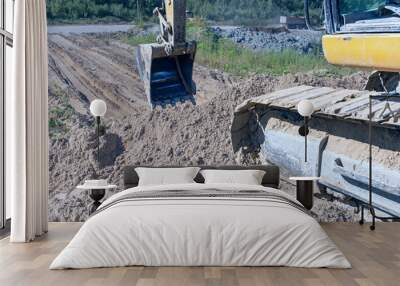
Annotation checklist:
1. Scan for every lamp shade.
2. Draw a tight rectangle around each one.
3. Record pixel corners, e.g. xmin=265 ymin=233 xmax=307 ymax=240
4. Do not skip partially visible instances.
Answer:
xmin=90 ymin=99 xmax=107 ymax=117
xmin=297 ymin=100 xmax=314 ymax=117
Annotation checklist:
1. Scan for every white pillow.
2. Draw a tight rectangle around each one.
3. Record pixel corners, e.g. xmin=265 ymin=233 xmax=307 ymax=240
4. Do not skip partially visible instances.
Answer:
xmin=200 ymin=169 xmax=265 ymax=185
xmin=135 ymin=167 xmax=200 ymax=186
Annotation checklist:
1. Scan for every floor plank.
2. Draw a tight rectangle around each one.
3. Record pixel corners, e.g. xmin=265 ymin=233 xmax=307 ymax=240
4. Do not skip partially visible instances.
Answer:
xmin=0 ymin=222 xmax=399 ymax=286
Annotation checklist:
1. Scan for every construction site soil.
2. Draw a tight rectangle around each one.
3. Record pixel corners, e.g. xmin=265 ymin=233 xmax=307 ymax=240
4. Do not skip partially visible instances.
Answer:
xmin=47 ymin=28 xmax=370 ymax=222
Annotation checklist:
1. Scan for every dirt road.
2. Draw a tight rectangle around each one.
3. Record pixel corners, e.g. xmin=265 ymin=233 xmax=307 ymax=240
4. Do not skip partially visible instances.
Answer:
xmin=48 ymin=32 xmax=230 ymax=119
xmin=49 ymin=33 xmax=148 ymax=118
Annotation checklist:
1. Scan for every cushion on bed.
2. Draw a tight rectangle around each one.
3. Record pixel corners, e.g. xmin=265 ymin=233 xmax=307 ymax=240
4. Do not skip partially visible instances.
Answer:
xmin=200 ymin=169 xmax=265 ymax=185
xmin=124 ymin=165 xmax=280 ymax=189
xmin=135 ymin=167 xmax=201 ymax=186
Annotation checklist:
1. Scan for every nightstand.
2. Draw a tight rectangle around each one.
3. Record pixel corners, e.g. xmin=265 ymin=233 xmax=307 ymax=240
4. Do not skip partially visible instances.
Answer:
xmin=289 ymin=177 xmax=319 ymax=210
xmin=77 ymin=183 xmax=117 ymax=214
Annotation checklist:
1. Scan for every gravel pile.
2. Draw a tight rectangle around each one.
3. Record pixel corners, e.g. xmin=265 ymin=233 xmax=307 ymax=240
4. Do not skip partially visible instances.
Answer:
xmin=212 ymin=26 xmax=323 ymax=54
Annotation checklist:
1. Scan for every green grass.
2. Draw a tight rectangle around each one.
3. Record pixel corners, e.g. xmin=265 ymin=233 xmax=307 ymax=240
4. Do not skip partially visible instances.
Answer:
xmin=49 ymin=87 xmax=75 ymax=139
xmin=189 ymin=19 xmax=352 ymax=76
xmin=122 ymin=33 xmax=157 ymax=46
xmin=197 ymin=37 xmax=349 ymax=76
xmin=124 ymin=18 xmax=352 ymax=76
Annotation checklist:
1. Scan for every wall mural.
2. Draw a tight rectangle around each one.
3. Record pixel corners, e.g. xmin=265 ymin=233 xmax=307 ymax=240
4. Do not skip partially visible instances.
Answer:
xmin=46 ymin=0 xmax=400 ymax=222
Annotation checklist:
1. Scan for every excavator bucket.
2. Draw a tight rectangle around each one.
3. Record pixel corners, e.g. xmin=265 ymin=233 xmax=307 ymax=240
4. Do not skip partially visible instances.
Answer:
xmin=136 ymin=43 xmax=197 ymax=109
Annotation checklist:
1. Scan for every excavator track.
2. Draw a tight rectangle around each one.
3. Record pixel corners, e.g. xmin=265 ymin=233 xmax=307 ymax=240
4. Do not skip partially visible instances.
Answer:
xmin=232 ymin=85 xmax=400 ymax=217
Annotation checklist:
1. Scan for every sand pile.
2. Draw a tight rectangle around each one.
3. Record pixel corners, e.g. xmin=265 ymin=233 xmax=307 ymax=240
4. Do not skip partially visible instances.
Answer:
xmin=47 ymin=26 xmax=370 ymax=221
xmin=48 ymin=61 xmax=368 ymax=221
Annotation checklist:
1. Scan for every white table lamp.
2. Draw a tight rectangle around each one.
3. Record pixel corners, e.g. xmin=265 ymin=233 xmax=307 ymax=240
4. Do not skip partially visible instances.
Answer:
xmin=90 ymin=99 xmax=107 ymax=117
xmin=90 ymin=99 xmax=107 ymax=175
xmin=297 ymin=99 xmax=315 ymax=162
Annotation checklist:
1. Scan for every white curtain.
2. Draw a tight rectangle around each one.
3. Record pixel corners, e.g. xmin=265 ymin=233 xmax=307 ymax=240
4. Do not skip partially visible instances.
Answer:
xmin=8 ymin=0 xmax=49 ymax=242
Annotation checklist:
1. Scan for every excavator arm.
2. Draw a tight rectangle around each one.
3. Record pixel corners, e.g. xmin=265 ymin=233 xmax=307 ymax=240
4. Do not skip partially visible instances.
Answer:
xmin=136 ymin=0 xmax=197 ymax=109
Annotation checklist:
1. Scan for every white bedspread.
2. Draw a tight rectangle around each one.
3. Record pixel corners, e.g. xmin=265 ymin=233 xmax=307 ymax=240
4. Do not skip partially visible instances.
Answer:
xmin=50 ymin=183 xmax=351 ymax=269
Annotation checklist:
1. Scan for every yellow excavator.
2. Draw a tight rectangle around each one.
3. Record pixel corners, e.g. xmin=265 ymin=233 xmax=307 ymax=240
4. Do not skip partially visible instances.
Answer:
xmin=314 ymin=0 xmax=400 ymax=91
xmin=229 ymin=0 xmax=400 ymax=228
xmin=137 ymin=0 xmax=400 ymax=108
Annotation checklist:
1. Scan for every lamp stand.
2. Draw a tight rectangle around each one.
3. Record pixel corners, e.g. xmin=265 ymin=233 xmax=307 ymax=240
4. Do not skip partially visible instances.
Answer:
xmin=304 ymin=117 xmax=308 ymax=162
xmin=96 ymin=116 xmax=101 ymax=167
xmin=91 ymin=116 xmax=101 ymax=180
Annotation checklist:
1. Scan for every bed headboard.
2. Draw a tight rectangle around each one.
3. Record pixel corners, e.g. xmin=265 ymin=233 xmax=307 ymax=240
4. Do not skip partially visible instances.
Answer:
xmin=123 ymin=165 xmax=280 ymax=189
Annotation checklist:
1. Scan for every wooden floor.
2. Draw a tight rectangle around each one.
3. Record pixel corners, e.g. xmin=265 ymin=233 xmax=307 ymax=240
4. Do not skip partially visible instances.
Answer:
xmin=0 ymin=222 xmax=399 ymax=286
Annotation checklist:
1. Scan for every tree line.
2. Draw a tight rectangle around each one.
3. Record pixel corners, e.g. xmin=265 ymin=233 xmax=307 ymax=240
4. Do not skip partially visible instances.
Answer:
xmin=47 ymin=0 xmax=383 ymax=24
xmin=187 ymin=0 xmax=310 ymax=25
xmin=46 ymin=0 xmax=323 ymax=24
xmin=46 ymin=0 xmax=160 ymax=22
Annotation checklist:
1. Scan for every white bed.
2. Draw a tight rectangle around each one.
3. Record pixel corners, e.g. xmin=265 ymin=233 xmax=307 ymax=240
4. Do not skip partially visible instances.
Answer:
xmin=50 ymin=183 xmax=351 ymax=269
